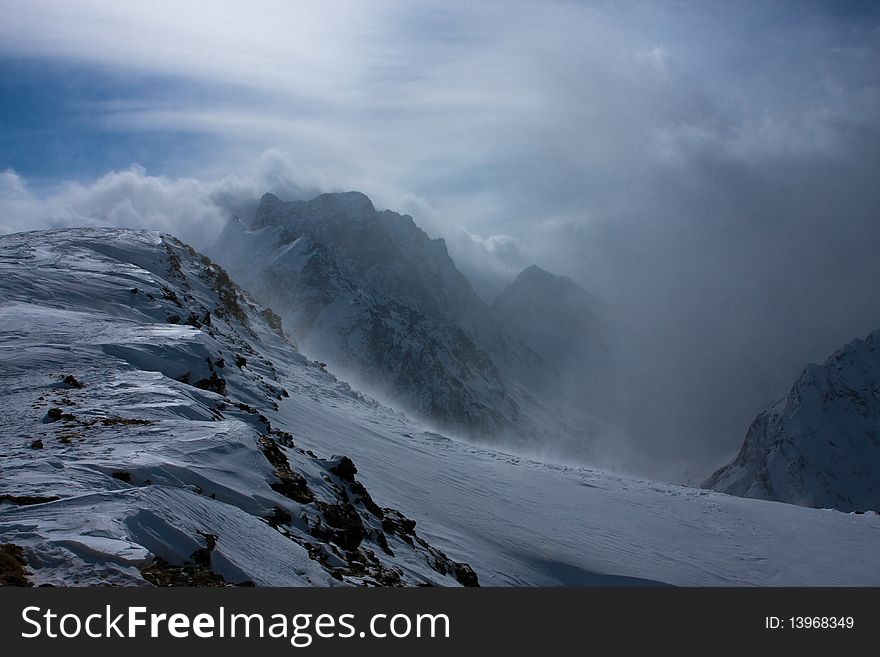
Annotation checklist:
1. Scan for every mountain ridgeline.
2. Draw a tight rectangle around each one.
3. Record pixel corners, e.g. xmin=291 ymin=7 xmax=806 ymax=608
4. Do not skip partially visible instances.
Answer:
xmin=0 ymin=228 xmax=478 ymax=586
xmin=705 ymin=330 xmax=880 ymax=512
xmin=211 ymin=191 xmax=598 ymax=454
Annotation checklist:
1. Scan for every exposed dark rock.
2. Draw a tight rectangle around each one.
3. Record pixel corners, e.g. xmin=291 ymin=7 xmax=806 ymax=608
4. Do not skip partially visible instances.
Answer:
xmin=190 ymin=532 xmax=218 ymax=568
xmin=266 ymin=505 xmax=293 ymax=527
xmin=194 ymin=371 xmax=227 ymax=395
xmin=0 ymin=494 xmax=60 ymax=506
xmin=270 ymin=428 xmax=296 ymax=448
xmin=381 ymin=508 xmax=417 ymax=542
xmin=163 ymin=243 xmax=186 ymax=281
xmin=260 ymin=307 xmax=285 ymax=337
xmin=348 ymin=480 xmax=384 ymax=519
xmin=315 ymin=501 xmax=364 ymax=551
xmin=451 ymin=562 xmax=480 ymax=587
xmin=259 ymin=436 xmax=315 ymax=503
xmin=328 ymin=455 xmax=358 ymax=482
xmin=271 ymin=478 xmax=313 ymax=504
xmin=60 ymin=374 xmax=83 ymax=389
xmin=0 ymin=544 xmax=31 ymax=586
xmin=45 ymin=408 xmax=75 ymax=423
xmin=100 ymin=417 xmax=154 ymax=427
xmin=140 ymin=557 xmax=229 ymax=587
xmin=207 ymin=266 xmax=249 ymax=325
xmin=372 ymin=529 xmax=393 ymax=556
xmin=161 ymin=287 xmax=182 ymax=307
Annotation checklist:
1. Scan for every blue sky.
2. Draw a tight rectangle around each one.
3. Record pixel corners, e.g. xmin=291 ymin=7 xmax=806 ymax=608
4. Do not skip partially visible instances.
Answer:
xmin=1 ymin=0 xmax=878 ymax=474
xmin=0 ymin=58 xmax=223 ymax=187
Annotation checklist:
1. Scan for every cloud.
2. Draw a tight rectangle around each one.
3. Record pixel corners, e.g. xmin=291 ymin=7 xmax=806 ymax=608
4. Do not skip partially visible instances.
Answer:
xmin=445 ymin=229 xmax=530 ymax=301
xmin=0 ymin=169 xmax=29 ymax=199
xmin=463 ymin=231 xmax=524 ymax=267
xmin=0 ymin=152 xmax=326 ymax=246
xmin=1 ymin=166 xmax=218 ymax=244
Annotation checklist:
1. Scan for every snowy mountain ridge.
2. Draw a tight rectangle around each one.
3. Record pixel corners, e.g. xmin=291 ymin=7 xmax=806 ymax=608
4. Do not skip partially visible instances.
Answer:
xmin=2 ymin=228 xmax=879 ymax=587
xmin=705 ymin=329 xmax=880 ymax=512
xmin=0 ymin=228 xmax=477 ymax=586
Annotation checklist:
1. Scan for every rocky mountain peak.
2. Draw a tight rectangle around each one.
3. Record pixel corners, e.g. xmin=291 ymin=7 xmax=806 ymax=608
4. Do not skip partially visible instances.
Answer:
xmin=509 ymin=265 xmax=582 ymax=297
xmin=705 ymin=328 xmax=880 ymax=512
xmin=312 ymin=191 xmax=375 ymax=218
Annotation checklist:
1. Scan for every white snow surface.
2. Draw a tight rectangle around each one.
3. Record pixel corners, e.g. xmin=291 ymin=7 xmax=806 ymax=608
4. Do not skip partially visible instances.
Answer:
xmin=1 ymin=228 xmax=878 ymax=586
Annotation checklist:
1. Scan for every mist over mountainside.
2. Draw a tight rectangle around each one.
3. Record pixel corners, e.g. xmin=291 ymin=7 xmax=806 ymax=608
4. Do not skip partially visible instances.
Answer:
xmin=490 ymin=265 xmax=611 ymax=401
xmin=3 ymin=227 xmax=879 ymax=587
xmin=492 ymin=265 xmax=595 ymax=369
xmin=706 ymin=330 xmax=880 ymax=512
xmin=211 ymin=191 xmax=609 ymax=461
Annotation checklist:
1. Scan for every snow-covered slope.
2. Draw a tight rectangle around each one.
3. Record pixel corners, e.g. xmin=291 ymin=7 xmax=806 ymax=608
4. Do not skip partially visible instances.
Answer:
xmin=0 ymin=228 xmax=476 ymax=586
xmin=2 ymin=228 xmax=878 ymax=586
xmin=705 ymin=330 xmax=880 ymax=513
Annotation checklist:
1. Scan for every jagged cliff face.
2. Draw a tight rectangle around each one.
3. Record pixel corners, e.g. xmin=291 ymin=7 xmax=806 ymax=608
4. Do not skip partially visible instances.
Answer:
xmin=213 ymin=192 xmax=539 ymax=439
xmin=705 ymin=330 xmax=880 ymax=512
xmin=0 ymin=228 xmax=477 ymax=586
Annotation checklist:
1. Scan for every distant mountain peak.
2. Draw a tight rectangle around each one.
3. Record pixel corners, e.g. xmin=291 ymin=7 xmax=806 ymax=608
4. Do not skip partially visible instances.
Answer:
xmin=313 ymin=191 xmax=375 ymax=217
xmin=495 ymin=265 xmax=588 ymax=313
xmin=253 ymin=192 xmax=304 ymax=229
xmin=512 ymin=264 xmax=579 ymax=292
xmin=211 ymin=190 xmax=540 ymax=439
xmin=251 ymin=190 xmax=379 ymax=232
xmin=520 ymin=264 xmax=550 ymax=277
xmin=490 ymin=263 xmax=597 ymax=380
